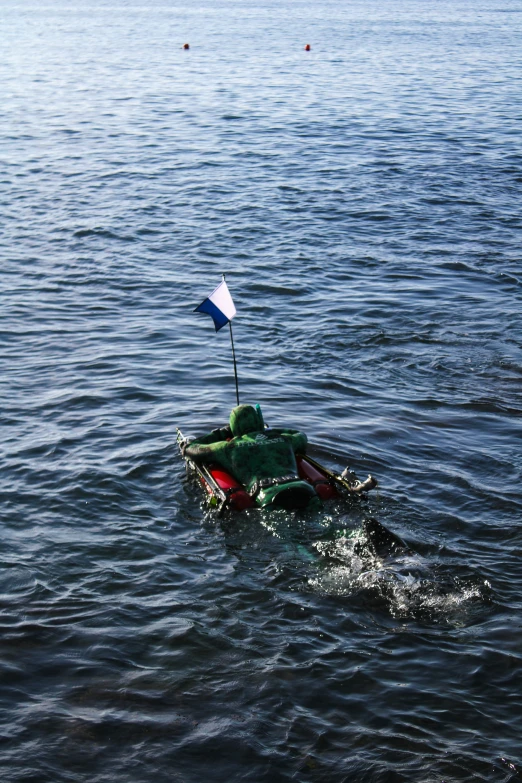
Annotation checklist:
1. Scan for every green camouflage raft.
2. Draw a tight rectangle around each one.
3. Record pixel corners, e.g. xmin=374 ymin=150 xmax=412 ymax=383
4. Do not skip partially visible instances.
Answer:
xmin=178 ymin=404 xmax=377 ymax=514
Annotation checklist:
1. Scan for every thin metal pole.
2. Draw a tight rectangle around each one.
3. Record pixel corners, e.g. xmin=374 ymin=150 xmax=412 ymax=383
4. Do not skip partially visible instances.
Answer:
xmin=229 ymin=321 xmax=240 ymax=406
xmin=222 ymin=272 xmax=240 ymax=407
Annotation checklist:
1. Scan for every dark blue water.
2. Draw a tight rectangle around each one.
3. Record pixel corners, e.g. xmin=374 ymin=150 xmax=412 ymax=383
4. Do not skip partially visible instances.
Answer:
xmin=2 ymin=1 xmax=522 ymax=781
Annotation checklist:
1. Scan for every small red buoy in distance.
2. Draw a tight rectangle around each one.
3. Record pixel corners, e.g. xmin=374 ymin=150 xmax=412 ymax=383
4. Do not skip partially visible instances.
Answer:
xmin=304 ymin=44 xmax=311 ymax=51
xmin=183 ymin=43 xmax=190 ymax=50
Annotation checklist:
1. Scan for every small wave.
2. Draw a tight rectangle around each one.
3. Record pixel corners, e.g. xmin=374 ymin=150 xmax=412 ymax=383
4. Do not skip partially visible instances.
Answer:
xmin=136 ymin=227 xmax=161 ymax=236
xmin=0 ymin=567 xmax=39 ymax=603
xmin=73 ymin=227 xmax=135 ymax=241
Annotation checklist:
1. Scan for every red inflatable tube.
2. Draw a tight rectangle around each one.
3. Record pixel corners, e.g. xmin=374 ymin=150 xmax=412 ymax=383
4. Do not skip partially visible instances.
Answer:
xmin=208 ymin=465 xmax=255 ymax=510
xmin=297 ymin=456 xmax=338 ymax=501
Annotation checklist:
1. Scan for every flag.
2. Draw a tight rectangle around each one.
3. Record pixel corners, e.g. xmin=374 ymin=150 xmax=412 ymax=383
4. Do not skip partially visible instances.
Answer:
xmin=194 ymin=280 xmax=236 ymax=332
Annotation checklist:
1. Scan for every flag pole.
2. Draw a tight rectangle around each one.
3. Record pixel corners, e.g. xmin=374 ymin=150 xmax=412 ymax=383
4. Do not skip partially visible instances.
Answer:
xmin=223 ymin=273 xmax=240 ymax=406
xmin=229 ymin=321 xmax=240 ymax=406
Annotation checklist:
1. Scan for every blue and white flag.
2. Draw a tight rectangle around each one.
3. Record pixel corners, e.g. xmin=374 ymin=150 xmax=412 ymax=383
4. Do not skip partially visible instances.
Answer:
xmin=194 ymin=280 xmax=236 ymax=332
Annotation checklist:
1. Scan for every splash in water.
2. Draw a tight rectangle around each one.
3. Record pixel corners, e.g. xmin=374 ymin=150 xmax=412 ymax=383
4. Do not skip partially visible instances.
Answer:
xmin=309 ymin=525 xmax=491 ymax=625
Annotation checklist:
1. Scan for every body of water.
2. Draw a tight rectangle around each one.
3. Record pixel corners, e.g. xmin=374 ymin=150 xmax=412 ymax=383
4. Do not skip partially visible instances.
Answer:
xmin=1 ymin=1 xmax=522 ymax=781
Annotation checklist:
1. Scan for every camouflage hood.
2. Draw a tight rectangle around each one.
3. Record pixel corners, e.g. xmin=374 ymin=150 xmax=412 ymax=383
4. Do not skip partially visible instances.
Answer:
xmin=229 ymin=404 xmax=264 ymax=437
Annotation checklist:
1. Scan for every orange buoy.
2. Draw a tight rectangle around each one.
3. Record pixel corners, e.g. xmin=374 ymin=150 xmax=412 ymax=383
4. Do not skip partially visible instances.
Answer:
xmin=304 ymin=44 xmax=311 ymax=51
xmin=183 ymin=43 xmax=190 ymax=50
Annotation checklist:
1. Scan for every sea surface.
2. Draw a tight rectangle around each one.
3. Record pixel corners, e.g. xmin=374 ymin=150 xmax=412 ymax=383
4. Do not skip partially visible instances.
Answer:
xmin=1 ymin=1 xmax=522 ymax=781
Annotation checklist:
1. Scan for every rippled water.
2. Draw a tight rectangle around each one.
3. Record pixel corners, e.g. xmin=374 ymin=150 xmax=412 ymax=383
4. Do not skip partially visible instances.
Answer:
xmin=2 ymin=1 xmax=522 ymax=781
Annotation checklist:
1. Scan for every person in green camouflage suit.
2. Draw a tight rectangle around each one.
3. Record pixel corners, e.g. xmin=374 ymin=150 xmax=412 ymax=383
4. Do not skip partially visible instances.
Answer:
xmin=184 ymin=404 xmax=318 ymax=509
